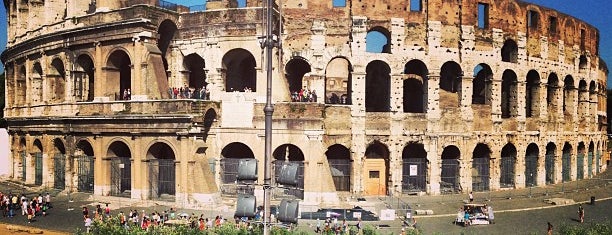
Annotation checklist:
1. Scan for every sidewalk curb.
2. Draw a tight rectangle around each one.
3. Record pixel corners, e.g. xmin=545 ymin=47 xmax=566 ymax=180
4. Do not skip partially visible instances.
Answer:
xmin=413 ymin=197 xmax=612 ymax=218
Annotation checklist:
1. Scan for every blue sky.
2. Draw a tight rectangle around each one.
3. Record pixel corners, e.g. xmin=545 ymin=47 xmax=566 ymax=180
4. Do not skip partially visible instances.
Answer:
xmin=0 ymin=0 xmax=609 ymax=83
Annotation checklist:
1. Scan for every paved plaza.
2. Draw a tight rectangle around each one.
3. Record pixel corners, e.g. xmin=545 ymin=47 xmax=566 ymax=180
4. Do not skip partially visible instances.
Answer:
xmin=0 ymin=169 xmax=609 ymax=234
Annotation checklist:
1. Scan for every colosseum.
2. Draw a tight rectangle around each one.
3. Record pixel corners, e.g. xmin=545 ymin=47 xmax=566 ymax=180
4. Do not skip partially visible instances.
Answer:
xmin=1 ymin=0 xmax=609 ymax=208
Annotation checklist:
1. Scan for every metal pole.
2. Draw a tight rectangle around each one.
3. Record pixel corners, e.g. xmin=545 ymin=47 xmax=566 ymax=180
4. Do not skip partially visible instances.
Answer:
xmin=262 ymin=0 xmax=275 ymax=234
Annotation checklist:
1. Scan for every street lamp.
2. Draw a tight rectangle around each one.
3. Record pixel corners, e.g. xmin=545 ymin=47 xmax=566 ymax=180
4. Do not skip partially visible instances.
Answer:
xmin=261 ymin=0 xmax=278 ymax=234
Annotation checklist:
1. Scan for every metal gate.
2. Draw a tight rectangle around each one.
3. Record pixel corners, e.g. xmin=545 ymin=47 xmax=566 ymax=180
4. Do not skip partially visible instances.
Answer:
xmin=34 ymin=153 xmax=43 ymax=186
xmin=472 ymin=157 xmax=490 ymax=192
xmin=500 ymin=156 xmax=515 ymax=188
xmin=587 ymin=152 xmax=593 ymax=178
xmin=525 ymin=154 xmax=538 ymax=187
xmin=329 ymin=159 xmax=351 ymax=192
xmin=402 ymin=158 xmax=427 ymax=193
xmin=110 ymin=158 xmax=131 ymax=197
xmin=273 ymin=161 xmax=304 ymax=199
xmin=219 ymin=158 xmax=254 ymax=196
xmin=577 ymin=153 xmax=584 ymax=180
xmin=53 ymin=154 xmax=66 ymax=190
xmin=148 ymin=159 xmax=175 ymax=200
xmin=21 ymin=151 xmax=26 ymax=181
xmin=545 ymin=153 xmax=555 ymax=184
xmin=77 ymin=155 xmax=95 ymax=192
xmin=562 ymin=153 xmax=571 ymax=182
xmin=440 ymin=159 xmax=460 ymax=194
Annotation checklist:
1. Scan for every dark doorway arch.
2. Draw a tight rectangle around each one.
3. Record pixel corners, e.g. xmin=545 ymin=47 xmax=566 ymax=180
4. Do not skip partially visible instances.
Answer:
xmin=158 ymin=20 xmax=178 ymax=71
xmin=563 ymin=75 xmax=575 ymax=113
xmin=525 ymin=70 xmax=541 ymax=117
xmin=547 ymin=73 xmax=559 ymax=109
xmin=53 ymin=138 xmax=66 ymax=190
xmin=472 ymin=64 xmax=493 ymax=105
xmin=439 ymin=61 xmax=462 ymax=108
xmin=545 ymin=143 xmax=556 ymax=185
xmin=325 ymin=57 xmax=352 ymax=105
xmin=49 ymin=58 xmax=66 ymax=103
xmin=525 ymin=143 xmax=539 ymax=186
xmin=501 ymin=70 xmax=518 ymax=118
xmin=577 ymin=142 xmax=585 ymax=180
xmin=183 ymin=53 xmax=207 ymax=90
xmin=472 ymin=143 xmax=491 ymax=192
xmin=325 ymin=144 xmax=352 ymax=192
xmin=75 ymin=54 xmax=95 ymax=102
xmin=500 ymin=144 xmax=517 ymax=188
xmin=588 ymin=141 xmax=594 ymax=178
xmin=222 ymin=48 xmax=257 ymax=92
xmin=32 ymin=139 xmax=43 ymax=186
xmin=501 ymin=39 xmax=518 ymax=63
xmin=402 ymin=143 xmax=428 ymax=193
xmin=562 ymin=142 xmax=572 ymax=182
xmin=286 ymin=57 xmax=312 ymax=96
xmin=146 ymin=142 xmax=176 ymax=200
xmin=106 ymin=50 xmax=132 ymax=100
xmin=273 ymin=144 xmax=305 ymax=199
xmin=108 ymin=141 xmax=132 ymax=197
xmin=403 ymin=59 xmax=428 ymax=113
xmin=219 ymin=142 xmax=255 ymax=195
xmin=441 ymin=146 xmax=461 ymax=194
xmin=75 ymin=140 xmax=95 ymax=192
xmin=32 ymin=62 xmax=43 ymax=104
xmin=365 ymin=60 xmax=391 ymax=112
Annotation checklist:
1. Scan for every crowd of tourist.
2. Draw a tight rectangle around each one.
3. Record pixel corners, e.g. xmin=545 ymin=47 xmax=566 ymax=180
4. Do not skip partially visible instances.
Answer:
xmin=0 ymin=191 xmax=52 ymax=223
xmin=291 ymin=88 xmax=317 ymax=102
xmin=168 ymin=86 xmax=211 ymax=100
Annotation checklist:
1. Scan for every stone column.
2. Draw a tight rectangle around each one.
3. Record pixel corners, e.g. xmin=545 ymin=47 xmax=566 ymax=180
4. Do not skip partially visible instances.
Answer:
xmin=132 ymin=136 xmax=145 ymax=200
xmin=426 ymin=74 xmax=440 ymax=120
xmin=489 ymin=148 xmax=501 ymax=190
xmin=536 ymin=149 xmax=547 ymax=186
xmin=426 ymin=138 xmax=440 ymax=195
xmin=515 ymin=147 xmax=526 ymax=189
xmin=461 ymin=75 xmax=473 ymax=120
xmin=93 ymin=42 xmax=106 ymax=101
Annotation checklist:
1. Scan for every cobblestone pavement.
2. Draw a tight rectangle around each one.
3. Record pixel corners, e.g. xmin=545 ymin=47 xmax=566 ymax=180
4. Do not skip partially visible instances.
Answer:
xmin=0 ymin=169 xmax=609 ymax=234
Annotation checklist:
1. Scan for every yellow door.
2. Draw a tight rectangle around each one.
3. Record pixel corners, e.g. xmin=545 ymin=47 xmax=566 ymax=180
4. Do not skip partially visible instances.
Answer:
xmin=364 ymin=158 xmax=386 ymax=195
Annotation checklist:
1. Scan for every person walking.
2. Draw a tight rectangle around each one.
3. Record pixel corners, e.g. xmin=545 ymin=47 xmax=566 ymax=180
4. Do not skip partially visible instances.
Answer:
xmin=578 ymin=204 xmax=585 ymax=223
xmin=469 ymin=192 xmax=474 ymax=202
xmin=84 ymin=215 xmax=92 ymax=233
xmin=547 ymin=222 xmax=553 ymax=235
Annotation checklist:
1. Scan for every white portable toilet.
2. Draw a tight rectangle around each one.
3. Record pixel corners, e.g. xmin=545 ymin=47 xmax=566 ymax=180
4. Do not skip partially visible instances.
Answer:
xmin=0 ymin=128 xmax=10 ymax=177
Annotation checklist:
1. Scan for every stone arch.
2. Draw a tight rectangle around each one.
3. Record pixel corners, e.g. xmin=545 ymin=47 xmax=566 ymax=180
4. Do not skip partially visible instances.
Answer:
xmin=439 ymin=61 xmax=462 ymax=108
xmin=325 ymin=144 xmax=352 ymax=192
xmin=31 ymin=62 xmax=43 ymax=104
xmin=52 ymin=138 xmax=66 ymax=189
xmin=402 ymin=142 xmax=428 ymax=193
xmin=501 ymin=39 xmax=518 ymax=63
xmin=107 ymin=140 xmax=132 ymax=197
xmin=219 ymin=142 xmax=255 ymax=188
xmin=364 ymin=141 xmax=390 ymax=195
xmin=325 ymin=57 xmax=352 ymax=105
xmin=563 ymin=75 xmax=575 ymax=114
xmin=500 ymin=143 xmax=517 ymax=188
xmin=588 ymin=81 xmax=597 ymax=117
xmin=578 ymin=79 xmax=588 ymax=117
xmin=32 ymin=139 xmax=43 ymax=186
xmin=587 ymin=141 xmax=594 ymax=178
xmin=183 ymin=53 xmax=207 ymax=92
xmin=222 ymin=48 xmax=257 ymax=92
xmin=106 ymin=49 xmax=132 ymax=101
xmin=285 ymin=57 xmax=312 ymax=97
xmin=366 ymin=26 xmax=391 ymax=53
xmin=545 ymin=142 xmax=556 ymax=185
xmin=75 ymin=54 xmax=95 ymax=102
xmin=577 ymin=142 xmax=586 ymax=180
xmin=525 ymin=143 xmax=539 ymax=186
xmin=273 ymin=144 xmax=305 ymax=199
xmin=158 ymin=19 xmax=178 ymax=71
xmin=501 ymin=69 xmax=518 ymax=118
xmin=146 ymin=142 xmax=176 ymax=199
xmin=472 ymin=63 xmax=493 ymax=105
xmin=403 ymin=59 xmax=428 ymax=113
xmin=441 ymin=145 xmax=461 ymax=194
xmin=18 ymin=137 xmax=26 ymax=181
xmin=49 ymin=57 xmax=66 ymax=103
xmin=526 ymin=70 xmax=541 ymax=117
xmin=365 ymin=60 xmax=391 ymax=112
xmin=546 ymin=73 xmax=559 ymax=109
xmin=561 ymin=142 xmax=572 ymax=182
xmin=472 ymin=143 xmax=491 ymax=192
xmin=16 ymin=65 xmax=26 ymax=105
xmin=579 ymin=54 xmax=588 ymax=70
xmin=75 ymin=139 xmax=95 ymax=192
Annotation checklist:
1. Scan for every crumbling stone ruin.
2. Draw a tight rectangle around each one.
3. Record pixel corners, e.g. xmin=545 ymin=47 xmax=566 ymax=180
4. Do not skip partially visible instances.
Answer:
xmin=1 ymin=0 xmax=608 ymax=207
